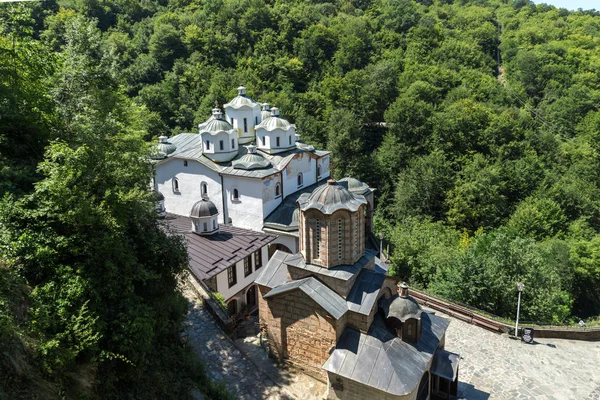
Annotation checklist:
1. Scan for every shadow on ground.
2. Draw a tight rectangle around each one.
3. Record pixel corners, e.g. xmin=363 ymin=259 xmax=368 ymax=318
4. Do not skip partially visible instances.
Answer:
xmin=457 ymin=382 xmax=491 ymax=400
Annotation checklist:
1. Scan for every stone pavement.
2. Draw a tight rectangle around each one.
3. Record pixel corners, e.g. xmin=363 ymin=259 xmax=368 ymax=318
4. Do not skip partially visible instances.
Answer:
xmin=183 ymin=283 xmax=326 ymax=400
xmin=183 ymin=281 xmax=600 ymax=400
xmin=441 ymin=309 xmax=600 ymax=400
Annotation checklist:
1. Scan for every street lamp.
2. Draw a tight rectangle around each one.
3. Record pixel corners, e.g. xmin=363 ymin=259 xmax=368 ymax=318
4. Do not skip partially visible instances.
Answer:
xmin=379 ymin=232 xmax=384 ymax=260
xmin=515 ymin=281 xmax=525 ymax=337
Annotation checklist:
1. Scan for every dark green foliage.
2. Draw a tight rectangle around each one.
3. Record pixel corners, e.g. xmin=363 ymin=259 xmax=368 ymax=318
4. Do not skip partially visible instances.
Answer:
xmin=2 ymin=3 xmax=600 ymax=398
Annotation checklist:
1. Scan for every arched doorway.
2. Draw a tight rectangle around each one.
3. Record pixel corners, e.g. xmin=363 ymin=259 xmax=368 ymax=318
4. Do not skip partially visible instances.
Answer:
xmin=246 ymin=285 xmax=257 ymax=309
xmin=268 ymin=243 xmax=292 ymax=258
xmin=227 ymin=299 xmax=237 ymax=317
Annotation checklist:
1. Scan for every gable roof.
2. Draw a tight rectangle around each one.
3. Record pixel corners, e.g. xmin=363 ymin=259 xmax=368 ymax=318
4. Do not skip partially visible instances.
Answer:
xmin=163 ymin=214 xmax=276 ymax=281
xmin=323 ymin=312 xmax=450 ymax=396
xmin=263 ymin=276 xmax=348 ymax=320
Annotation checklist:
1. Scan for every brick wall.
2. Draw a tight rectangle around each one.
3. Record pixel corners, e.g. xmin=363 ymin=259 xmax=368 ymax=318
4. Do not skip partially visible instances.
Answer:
xmin=258 ymin=285 xmax=338 ymax=381
xmin=326 ymin=373 xmax=414 ymax=400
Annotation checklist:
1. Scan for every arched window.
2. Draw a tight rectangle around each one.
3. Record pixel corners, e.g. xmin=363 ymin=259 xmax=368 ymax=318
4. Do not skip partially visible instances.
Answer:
xmin=231 ymin=138 xmax=235 ymax=149
xmin=276 ymin=137 xmax=280 ymax=147
xmin=201 ymin=182 xmax=208 ymax=197
xmin=297 ymin=173 xmax=303 ymax=188
xmin=205 ymin=140 xmax=210 ymax=151
xmin=172 ymin=178 xmax=180 ymax=193
xmin=203 ymin=222 xmax=208 ymax=231
xmin=289 ymin=135 xmax=292 ymax=145
xmin=233 ymin=188 xmax=239 ymax=201
xmin=275 ymin=183 xmax=281 ymax=198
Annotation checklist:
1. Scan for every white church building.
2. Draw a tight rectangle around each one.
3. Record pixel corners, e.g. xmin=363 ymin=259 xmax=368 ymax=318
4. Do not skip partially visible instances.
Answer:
xmin=152 ymin=85 xmax=338 ymax=253
xmin=152 ymin=86 xmax=375 ymax=315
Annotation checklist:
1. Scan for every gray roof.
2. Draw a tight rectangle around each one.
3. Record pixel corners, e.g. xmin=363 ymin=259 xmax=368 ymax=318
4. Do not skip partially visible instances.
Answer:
xmin=382 ymin=295 xmax=423 ymax=322
xmin=199 ymin=118 xmax=235 ymax=134
xmin=263 ymin=180 xmax=328 ymax=231
xmin=322 ymin=312 xmax=450 ymax=396
xmin=254 ymin=250 xmax=291 ymax=288
xmin=220 ymin=165 xmax=279 ymax=178
xmin=298 ymin=180 xmax=367 ymax=215
xmin=285 ymin=251 xmax=367 ymax=282
xmin=431 ymin=349 xmax=460 ymax=381
xmin=163 ymin=214 xmax=275 ymax=281
xmin=256 ymin=115 xmax=295 ymax=132
xmin=224 ymin=95 xmax=260 ymax=110
xmin=263 ymin=277 xmax=348 ymax=320
xmin=190 ymin=198 xmax=218 ymax=218
xmin=339 ymin=177 xmax=373 ymax=196
xmin=346 ymin=269 xmax=386 ymax=315
xmin=232 ymin=151 xmax=271 ymax=170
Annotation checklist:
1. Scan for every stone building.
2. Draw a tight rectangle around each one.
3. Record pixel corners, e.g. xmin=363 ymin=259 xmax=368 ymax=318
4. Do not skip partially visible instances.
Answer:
xmin=255 ymin=180 xmax=460 ymax=400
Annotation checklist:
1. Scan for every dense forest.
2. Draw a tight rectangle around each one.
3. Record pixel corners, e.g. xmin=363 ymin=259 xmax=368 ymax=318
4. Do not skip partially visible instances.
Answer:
xmin=1 ymin=0 xmax=600 ymax=397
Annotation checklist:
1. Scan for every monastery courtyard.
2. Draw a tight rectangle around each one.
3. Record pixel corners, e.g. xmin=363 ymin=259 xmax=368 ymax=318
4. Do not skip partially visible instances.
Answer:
xmin=183 ymin=283 xmax=600 ymax=400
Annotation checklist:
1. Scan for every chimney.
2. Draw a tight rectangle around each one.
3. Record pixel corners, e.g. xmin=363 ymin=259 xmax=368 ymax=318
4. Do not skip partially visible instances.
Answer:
xmin=398 ymin=283 xmax=409 ymax=299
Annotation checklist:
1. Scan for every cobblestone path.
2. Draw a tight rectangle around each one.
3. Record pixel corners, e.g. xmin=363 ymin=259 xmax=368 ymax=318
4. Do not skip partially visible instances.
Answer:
xmin=183 ymin=284 xmax=290 ymax=400
xmin=443 ymin=311 xmax=600 ymax=400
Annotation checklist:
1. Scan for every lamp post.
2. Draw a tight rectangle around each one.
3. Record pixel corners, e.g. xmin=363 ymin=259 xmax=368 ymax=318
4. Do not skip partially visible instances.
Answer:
xmin=515 ymin=281 xmax=525 ymax=337
xmin=379 ymin=232 xmax=384 ymax=260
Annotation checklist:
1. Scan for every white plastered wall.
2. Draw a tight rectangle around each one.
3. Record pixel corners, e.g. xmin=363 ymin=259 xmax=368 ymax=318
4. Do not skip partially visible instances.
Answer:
xmin=225 ymin=107 xmax=262 ymax=144
xmin=282 ymin=152 xmax=317 ymax=198
xmin=215 ymin=245 xmax=269 ymax=300
xmin=262 ymin=173 xmax=283 ymax=218
xmin=224 ymin=175 xmax=264 ymax=231
xmin=155 ymin=158 xmax=224 ymax=221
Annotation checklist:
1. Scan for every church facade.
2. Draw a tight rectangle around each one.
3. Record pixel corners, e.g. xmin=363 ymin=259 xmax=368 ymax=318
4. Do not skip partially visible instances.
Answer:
xmin=152 ymin=85 xmax=334 ymax=255
xmin=255 ymin=180 xmax=460 ymax=400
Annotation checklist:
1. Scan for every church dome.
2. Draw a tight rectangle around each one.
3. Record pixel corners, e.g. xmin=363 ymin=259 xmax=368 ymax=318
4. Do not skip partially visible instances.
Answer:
xmin=339 ymin=177 xmax=370 ymax=195
xmin=232 ymin=145 xmax=271 ymax=170
xmin=382 ymin=295 xmax=422 ymax=323
xmin=261 ymin=103 xmax=272 ymax=121
xmin=200 ymin=107 xmax=233 ymax=133
xmin=224 ymin=85 xmax=260 ymax=110
xmin=190 ymin=198 xmax=218 ymax=218
xmin=298 ymin=179 xmax=367 ymax=215
xmin=155 ymin=136 xmax=177 ymax=157
xmin=256 ymin=107 xmax=295 ymax=132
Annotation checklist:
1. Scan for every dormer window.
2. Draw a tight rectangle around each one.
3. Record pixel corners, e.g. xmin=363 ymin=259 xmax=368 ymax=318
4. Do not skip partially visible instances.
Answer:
xmin=261 ymin=136 xmax=265 ymax=146
xmin=173 ymin=178 xmax=180 ymax=193
xmin=206 ymin=140 xmax=210 ymax=151
xmin=276 ymin=137 xmax=280 ymax=147
xmin=275 ymin=183 xmax=281 ymax=198
xmin=297 ymin=173 xmax=303 ymax=188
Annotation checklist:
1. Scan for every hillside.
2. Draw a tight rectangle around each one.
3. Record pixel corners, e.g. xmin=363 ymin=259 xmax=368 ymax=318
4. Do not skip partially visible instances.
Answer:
xmin=1 ymin=0 xmax=600 ymax=397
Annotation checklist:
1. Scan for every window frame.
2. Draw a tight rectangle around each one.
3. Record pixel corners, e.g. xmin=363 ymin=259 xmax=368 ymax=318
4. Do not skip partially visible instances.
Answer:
xmin=244 ymin=255 xmax=252 ymax=277
xmin=275 ymin=183 xmax=281 ymax=198
xmin=184 ymin=160 xmax=188 ymax=167
xmin=243 ymin=118 xmax=248 ymax=133
xmin=227 ymin=264 xmax=237 ymax=288
xmin=232 ymin=188 xmax=240 ymax=201
xmin=297 ymin=172 xmax=303 ymax=188
xmin=254 ymin=250 xmax=263 ymax=269
xmin=172 ymin=178 xmax=180 ymax=193
xmin=219 ymin=140 xmax=224 ymax=151
xmin=276 ymin=136 xmax=280 ymax=147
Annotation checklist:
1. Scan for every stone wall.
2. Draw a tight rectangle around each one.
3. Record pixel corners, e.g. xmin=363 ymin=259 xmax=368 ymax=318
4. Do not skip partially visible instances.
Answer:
xmin=258 ymin=285 xmax=339 ymax=381
xmin=326 ymin=373 xmax=414 ymax=400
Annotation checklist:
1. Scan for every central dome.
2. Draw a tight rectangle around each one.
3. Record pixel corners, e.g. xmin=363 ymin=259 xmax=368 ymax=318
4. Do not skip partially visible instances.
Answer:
xmin=298 ymin=179 xmax=367 ymax=215
xmin=382 ymin=296 xmax=422 ymax=323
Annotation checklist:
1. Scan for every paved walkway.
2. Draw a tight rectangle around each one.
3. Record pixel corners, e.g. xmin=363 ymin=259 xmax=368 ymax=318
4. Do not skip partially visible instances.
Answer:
xmin=442 ymin=311 xmax=600 ymax=400
xmin=184 ymin=282 xmax=600 ymax=400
